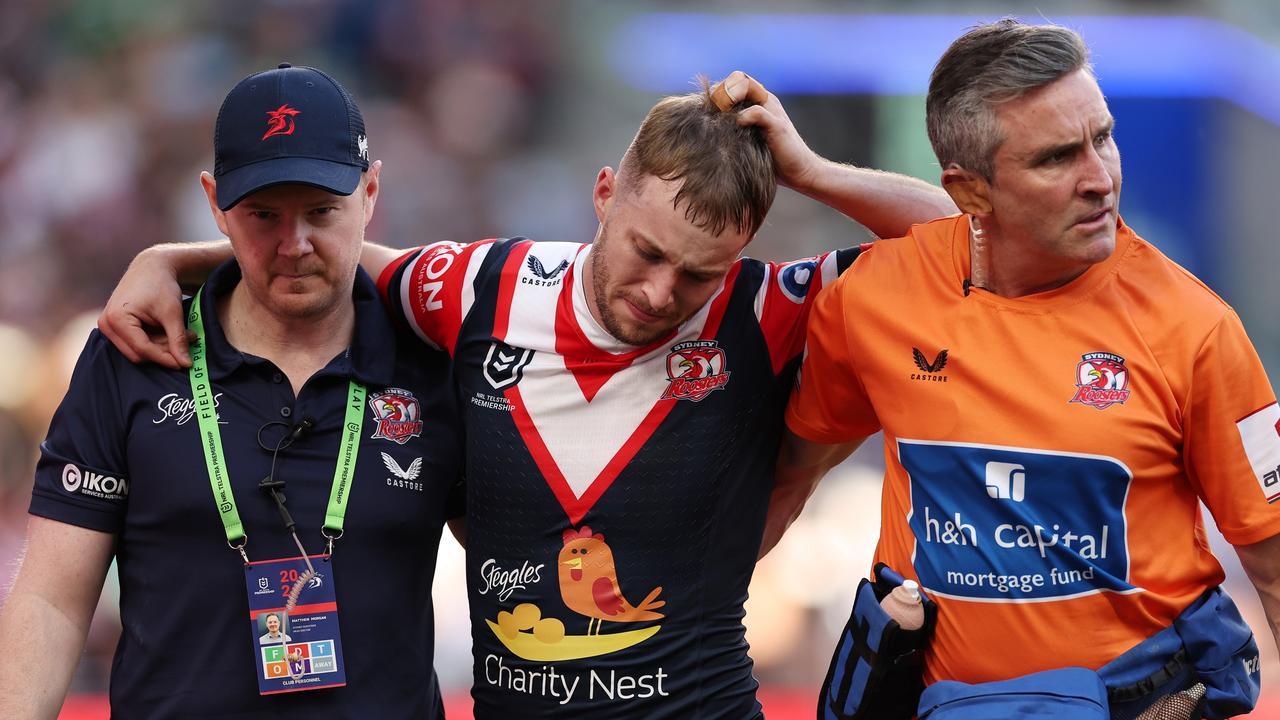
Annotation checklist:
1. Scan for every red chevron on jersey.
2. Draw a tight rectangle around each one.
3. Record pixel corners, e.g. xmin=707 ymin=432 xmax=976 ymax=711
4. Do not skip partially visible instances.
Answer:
xmin=492 ymin=244 xmax=739 ymax=523
xmin=551 ymin=253 xmax=672 ymax=402
xmin=385 ymin=237 xmax=843 ymax=526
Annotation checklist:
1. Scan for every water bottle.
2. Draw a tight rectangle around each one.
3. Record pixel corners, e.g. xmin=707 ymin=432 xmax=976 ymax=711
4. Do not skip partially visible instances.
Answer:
xmin=880 ymin=579 xmax=925 ymax=631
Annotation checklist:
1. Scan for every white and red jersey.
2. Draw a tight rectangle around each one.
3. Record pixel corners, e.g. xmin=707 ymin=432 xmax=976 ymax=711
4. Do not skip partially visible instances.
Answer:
xmin=381 ymin=238 xmax=860 ymax=719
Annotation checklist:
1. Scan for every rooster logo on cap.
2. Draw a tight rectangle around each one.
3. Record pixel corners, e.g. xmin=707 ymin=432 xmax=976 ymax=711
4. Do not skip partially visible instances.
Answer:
xmin=262 ymin=104 xmax=301 ymax=140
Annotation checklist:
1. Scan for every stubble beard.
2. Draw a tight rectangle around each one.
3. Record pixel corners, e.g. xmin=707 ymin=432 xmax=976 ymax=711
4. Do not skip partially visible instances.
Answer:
xmin=589 ymin=245 xmax=678 ymax=347
xmin=590 ymin=247 xmax=638 ymax=344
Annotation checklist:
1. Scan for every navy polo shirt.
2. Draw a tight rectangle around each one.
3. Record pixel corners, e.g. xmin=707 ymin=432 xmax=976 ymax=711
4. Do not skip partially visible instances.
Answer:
xmin=31 ymin=260 xmax=463 ymax=719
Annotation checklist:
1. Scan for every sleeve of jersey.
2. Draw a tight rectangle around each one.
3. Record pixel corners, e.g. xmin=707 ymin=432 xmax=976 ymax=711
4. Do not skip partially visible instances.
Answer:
xmin=1183 ymin=309 xmax=1280 ymax=545
xmin=29 ymin=331 xmax=130 ymax=534
xmin=756 ymin=245 xmax=866 ymax=375
xmin=376 ymin=240 xmax=495 ymax=356
xmin=783 ymin=273 xmax=881 ymax=443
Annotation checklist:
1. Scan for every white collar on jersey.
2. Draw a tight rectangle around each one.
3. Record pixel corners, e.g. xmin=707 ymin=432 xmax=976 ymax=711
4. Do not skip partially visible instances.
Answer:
xmin=571 ymin=243 xmax=724 ymax=356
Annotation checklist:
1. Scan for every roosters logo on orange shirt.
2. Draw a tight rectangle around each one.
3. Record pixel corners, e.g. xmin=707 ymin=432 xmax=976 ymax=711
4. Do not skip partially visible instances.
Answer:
xmin=660 ymin=340 xmax=730 ymax=402
xmin=1070 ymin=352 xmax=1132 ymax=410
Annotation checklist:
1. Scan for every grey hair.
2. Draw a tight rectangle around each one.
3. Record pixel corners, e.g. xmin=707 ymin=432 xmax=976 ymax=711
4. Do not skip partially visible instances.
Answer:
xmin=926 ymin=19 xmax=1091 ymax=180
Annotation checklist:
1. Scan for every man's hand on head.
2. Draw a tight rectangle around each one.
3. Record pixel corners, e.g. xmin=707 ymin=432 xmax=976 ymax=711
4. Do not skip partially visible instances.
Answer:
xmin=709 ymin=70 xmax=823 ymax=194
xmin=709 ymin=70 xmax=769 ymax=112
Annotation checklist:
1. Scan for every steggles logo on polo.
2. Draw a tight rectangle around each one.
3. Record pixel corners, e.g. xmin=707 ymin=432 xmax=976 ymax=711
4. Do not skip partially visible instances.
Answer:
xmin=262 ymin=104 xmax=301 ymax=140
xmin=153 ymin=392 xmax=227 ymax=426
xmin=1070 ymin=352 xmax=1132 ymax=410
xmin=660 ymin=340 xmax=730 ymax=401
xmin=369 ymin=388 xmax=424 ymax=444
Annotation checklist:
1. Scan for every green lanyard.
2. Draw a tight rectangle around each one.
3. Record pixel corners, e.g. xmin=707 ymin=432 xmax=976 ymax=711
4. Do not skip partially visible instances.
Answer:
xmin=187 ymin=286 xmax=367 ymax=560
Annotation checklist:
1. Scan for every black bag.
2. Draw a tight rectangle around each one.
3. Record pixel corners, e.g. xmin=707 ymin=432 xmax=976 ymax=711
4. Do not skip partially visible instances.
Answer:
xmin=818 ymin=563 xmax=938 ymax=720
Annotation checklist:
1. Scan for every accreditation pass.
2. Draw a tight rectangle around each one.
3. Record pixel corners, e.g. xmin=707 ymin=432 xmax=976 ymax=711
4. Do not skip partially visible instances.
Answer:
xmin=245 ymin=554 xmax=347 ymax=694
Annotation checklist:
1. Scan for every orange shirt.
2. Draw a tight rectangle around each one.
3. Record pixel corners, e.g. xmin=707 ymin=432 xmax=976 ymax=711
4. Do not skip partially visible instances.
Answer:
xmin=786 ymin=214 xmax=1280 ymax=683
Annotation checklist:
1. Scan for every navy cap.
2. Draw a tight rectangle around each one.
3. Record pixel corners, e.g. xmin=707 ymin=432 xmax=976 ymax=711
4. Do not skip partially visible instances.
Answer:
xmin=213 ymin=63 xmax=370 ymax=210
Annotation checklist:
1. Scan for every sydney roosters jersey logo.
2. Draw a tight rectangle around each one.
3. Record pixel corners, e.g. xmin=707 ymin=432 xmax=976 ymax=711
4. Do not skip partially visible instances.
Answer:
xmin=660 ymin=340 xmax=730 ymax=402
xmin=369 ymin=388 xmax=424 ymax=444
xmin=262 ymin=104 xmax=301 ymax=140
xmin=1070 ymin=352 xmax=1132 ymax=410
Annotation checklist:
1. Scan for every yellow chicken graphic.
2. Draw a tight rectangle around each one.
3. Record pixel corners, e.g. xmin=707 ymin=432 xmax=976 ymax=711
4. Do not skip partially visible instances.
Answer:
xmin=558 ymin=526 xmax=665 ymax=635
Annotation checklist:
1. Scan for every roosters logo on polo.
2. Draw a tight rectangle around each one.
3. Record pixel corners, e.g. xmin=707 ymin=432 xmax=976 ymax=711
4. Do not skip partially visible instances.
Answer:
xmin=369 ymin=388 xmax=424 ymax=444
xmin=1070 ymin=352 xmax=1132 ymax=410
xmin=660 ymin=341 xmax=730 ymax=402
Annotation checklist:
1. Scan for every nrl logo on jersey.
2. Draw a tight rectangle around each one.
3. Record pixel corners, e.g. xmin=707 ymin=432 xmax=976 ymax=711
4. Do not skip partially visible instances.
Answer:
xmin=660 ymin=340 xmax=730 ymax=402
xmin=483 ymin=340 xmax=535 ymax=390
xmin=1070 ymin=352 xmax=1132 ymax=410
xmin=369 ymin=388 xmax=424 ymax=444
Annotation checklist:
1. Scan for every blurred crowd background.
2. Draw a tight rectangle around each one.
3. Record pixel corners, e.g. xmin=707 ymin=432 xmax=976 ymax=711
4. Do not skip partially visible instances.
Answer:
xmin=0 ymin=0 xmax=1277 ymax=717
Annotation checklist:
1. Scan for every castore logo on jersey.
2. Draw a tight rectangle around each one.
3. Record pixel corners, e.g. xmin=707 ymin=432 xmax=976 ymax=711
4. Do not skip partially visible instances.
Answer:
xmin=523 ymin=256 xmax=570 ymax=286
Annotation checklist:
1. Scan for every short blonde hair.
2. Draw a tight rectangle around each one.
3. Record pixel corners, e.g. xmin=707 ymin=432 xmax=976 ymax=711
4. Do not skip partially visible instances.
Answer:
xmin=619 ymin=82 xmax=776 ymax=237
